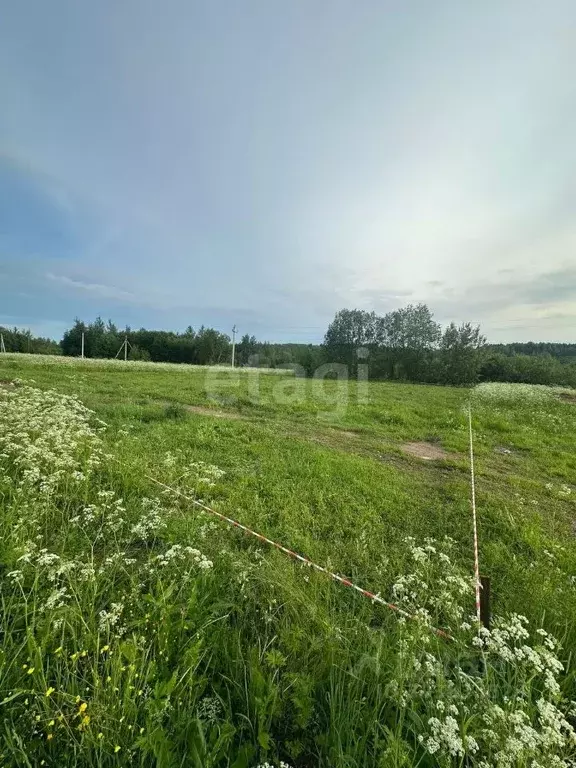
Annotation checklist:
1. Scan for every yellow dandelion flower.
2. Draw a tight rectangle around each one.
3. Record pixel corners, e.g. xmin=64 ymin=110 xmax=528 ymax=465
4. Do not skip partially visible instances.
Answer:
xmin=47 ymin=733 xmax=53 ymax=741
xmin=45 ymin=687 xmax=55 ymax=697
xmin=81 ymin=715 xmax=90 ymax=727
xmin=78 ymin=702 xmax=88 ymax=714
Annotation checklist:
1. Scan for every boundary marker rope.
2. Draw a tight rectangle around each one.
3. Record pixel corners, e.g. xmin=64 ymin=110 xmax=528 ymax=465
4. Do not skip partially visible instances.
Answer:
xmin=136 ymin=470 xmax=452 ymax=640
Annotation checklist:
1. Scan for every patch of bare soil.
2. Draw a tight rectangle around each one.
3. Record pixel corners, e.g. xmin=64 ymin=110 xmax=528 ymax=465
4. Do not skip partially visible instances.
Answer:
xmin=559 ymin=392 xmax=576 ymax=403
xmin=401 ymin=441 xmax=451 ymax=461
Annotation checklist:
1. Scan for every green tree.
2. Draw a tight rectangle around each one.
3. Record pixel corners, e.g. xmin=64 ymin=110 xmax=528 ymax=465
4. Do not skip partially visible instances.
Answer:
xmin=236 ymin=334 xmax=258 ymax=366
xmin=323 ymin=309 xmax=378 ymax=372
xmin=377 ymin=304 xmax=441 ymax=380
xmin=61 ymin=319 xmax=87 ymax=357
xmin=440 ymin=322 xmax=486 ymax=385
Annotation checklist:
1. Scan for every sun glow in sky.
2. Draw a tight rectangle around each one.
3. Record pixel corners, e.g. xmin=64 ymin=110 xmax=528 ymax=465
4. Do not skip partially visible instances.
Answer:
xmin=1 ymin=1 xmax=575 ymax=342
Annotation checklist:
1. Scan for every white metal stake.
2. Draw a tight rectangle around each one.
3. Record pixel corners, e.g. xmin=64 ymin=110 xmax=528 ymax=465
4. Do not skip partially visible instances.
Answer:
xmin=231 ymin=324 xmax=237 ymax=368
xmin=81 ymin=332 xmax=85 ymax=359
xmin=124 ymin=336 xmax=128 ymax=361
xmin=468 ymin=402 xmax=481 ymax=624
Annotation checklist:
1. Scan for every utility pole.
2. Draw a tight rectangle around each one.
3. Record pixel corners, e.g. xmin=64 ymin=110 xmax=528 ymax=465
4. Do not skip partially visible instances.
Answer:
xmin=0 ymin=333 xmax=6 ymax=353
xmin=81 ymin=332 xmax=85 ymax=359
xmin=115 ymin=336 xmax=130 ymax=360
xmin=231 ymin=325 xmax=237 ymax=368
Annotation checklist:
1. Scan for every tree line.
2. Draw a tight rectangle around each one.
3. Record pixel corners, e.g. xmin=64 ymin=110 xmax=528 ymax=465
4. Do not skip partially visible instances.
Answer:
xmin=60 ymin=319 xmax=231 ymax=366
xmin=0 ymin=326 xmax=60 ymax=356
xmin=2 ymin=309 xmax=576 ymax=387
xmin=321 ymin=306 xmax=576 ymax=386
xmin=487 ymin=341 xmax=576 ymax=362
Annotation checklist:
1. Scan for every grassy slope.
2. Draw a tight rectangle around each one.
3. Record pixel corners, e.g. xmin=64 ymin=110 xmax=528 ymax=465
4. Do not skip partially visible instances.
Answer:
xmin=1 ymin=354 xmax=576 ymax=765
xmin=2 ymin=354 xmax=575 ymax=635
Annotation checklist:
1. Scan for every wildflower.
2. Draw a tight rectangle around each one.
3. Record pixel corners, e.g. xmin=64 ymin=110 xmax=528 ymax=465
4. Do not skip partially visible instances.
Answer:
xmin=98 ymin=602 xmax=124 ymax=633
xmin=27 ymin=667 xmax=35 ymax=675
xmin=114 ymin=745 xmax=121 ymax=753
xmin=45 ymin=687 xmax=55 ymax=697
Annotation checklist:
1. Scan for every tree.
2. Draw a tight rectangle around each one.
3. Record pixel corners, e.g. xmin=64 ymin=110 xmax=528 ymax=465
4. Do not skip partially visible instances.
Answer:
xmin=378 ymin=304 xmax=441 ymax=380
xmin=236 ymin=334 xmax=258 ymax=366
xmin=195 ymin=327 xmax=231 ymax=365
xmin=440 ymin=322 xmax=486 ymax=385
xmin=0 ymin=326 xmax=60 ymax=355
xmin=129 ymin=344 xmax=151 ymax=361
xmin=323 ymin=309 xmax=378 ymax=372
xmin=61 ymin=319 xmax=87 ymax=357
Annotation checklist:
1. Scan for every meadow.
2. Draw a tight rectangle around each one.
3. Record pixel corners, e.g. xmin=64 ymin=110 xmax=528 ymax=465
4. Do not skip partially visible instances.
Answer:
xmin=1 ymin=352 xmax=576 ymax=767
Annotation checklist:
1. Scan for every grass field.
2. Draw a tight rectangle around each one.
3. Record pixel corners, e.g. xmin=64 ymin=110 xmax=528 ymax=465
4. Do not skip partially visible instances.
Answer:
xmin=1 ymin=353 xmax=576 ymax=766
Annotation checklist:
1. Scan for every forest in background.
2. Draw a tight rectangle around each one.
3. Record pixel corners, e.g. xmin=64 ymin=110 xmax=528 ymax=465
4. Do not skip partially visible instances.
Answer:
xmin=2 ymin=305 xmax=576 ymax=387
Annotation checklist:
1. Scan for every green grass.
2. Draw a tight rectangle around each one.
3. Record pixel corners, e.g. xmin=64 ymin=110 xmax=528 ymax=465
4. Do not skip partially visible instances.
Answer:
xmin=1 ymin=355 xmax=576 ymax=766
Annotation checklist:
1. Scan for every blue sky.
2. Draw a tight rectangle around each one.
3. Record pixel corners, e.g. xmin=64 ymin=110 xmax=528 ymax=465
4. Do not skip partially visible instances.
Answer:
xmin=1 ymin=1 xmax=575 ymax=343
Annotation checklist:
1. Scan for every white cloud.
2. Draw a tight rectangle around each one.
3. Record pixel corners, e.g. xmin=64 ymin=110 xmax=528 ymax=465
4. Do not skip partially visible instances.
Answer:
xmin=46 ymin=272 xmax=134 ymax=302
xmin=2 ymin=1 xmax=576 ymax=342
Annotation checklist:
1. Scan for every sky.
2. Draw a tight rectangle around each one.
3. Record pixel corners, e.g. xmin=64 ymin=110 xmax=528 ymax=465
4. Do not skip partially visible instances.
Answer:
xmin=1 ymin=1 xmax=575 ymax=344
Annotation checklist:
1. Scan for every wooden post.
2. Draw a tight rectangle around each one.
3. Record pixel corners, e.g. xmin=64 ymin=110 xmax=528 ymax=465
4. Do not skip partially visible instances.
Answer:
xmin=480 ymin=575 xmax=491 ymax=630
